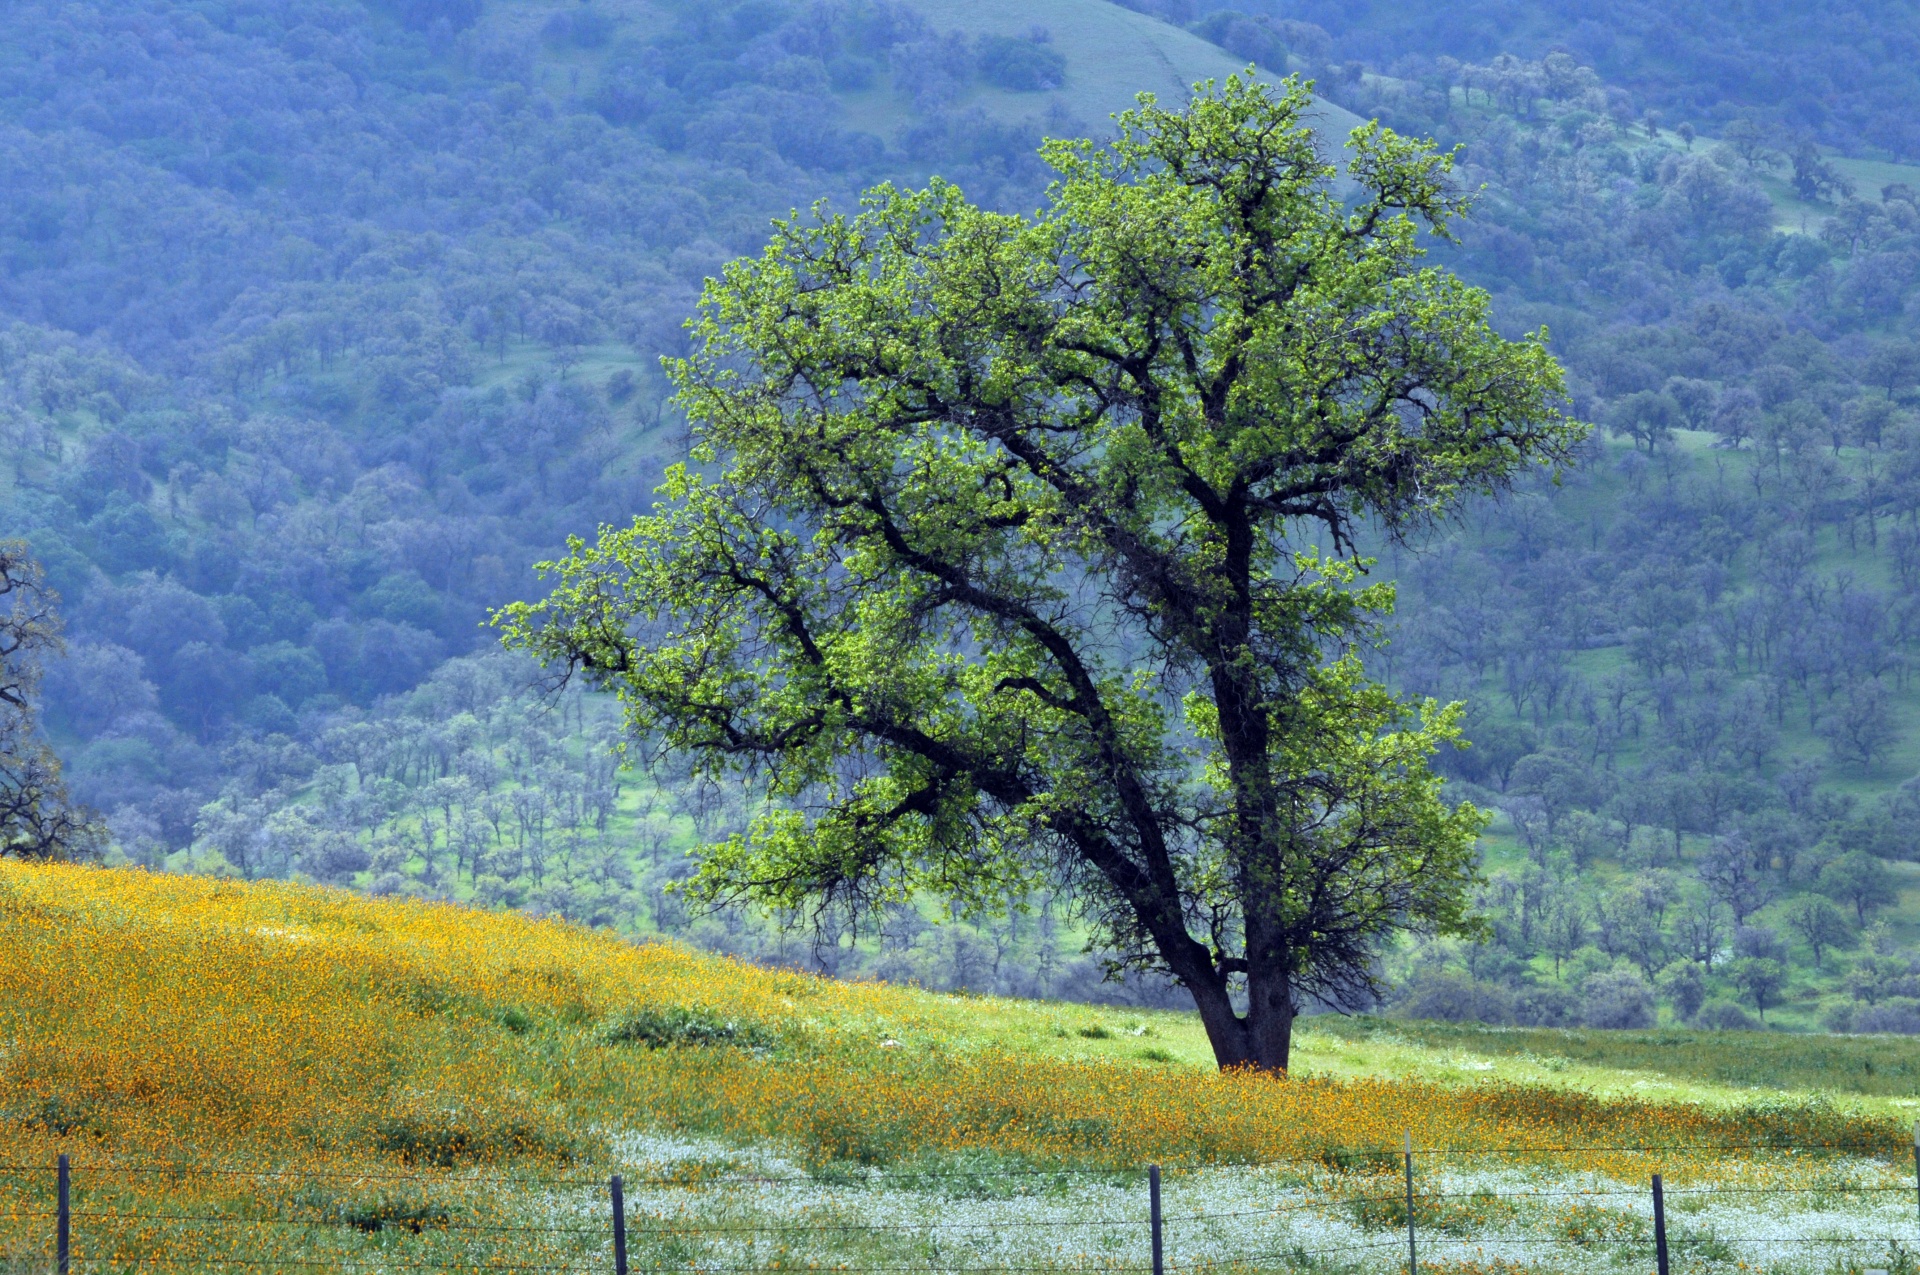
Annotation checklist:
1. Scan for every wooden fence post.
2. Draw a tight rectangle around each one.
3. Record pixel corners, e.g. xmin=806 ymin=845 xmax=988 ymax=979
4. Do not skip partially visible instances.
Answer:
xmin=610 ymin=1173 xmax=628 ymax=1275
xmin=56 ymin=1154 xmax=69 ymax=1275
xmin=1403 ymin=1133 xmax=1417 ymax=1275
xmin=1148 ymin=1165 xmax=1163 ymax=1275
xmin=1652 ymin=1173 xmax=1669 ymax=1275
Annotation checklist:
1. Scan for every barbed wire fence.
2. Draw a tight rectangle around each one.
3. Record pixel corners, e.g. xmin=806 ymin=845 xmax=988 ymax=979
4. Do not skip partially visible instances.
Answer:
xmin=6 ymin=1131 xmax=1920 ymax=1275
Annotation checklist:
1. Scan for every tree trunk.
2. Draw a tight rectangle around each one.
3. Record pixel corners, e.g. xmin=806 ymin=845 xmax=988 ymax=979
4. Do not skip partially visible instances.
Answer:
xmin=1246 ymin=958 xmax=1296 ymax=1071
xmin=1187 ymin=977 xmax=1255 ymax=1070
xmin=1181 ymin=956 xmax=1295 ymax=1073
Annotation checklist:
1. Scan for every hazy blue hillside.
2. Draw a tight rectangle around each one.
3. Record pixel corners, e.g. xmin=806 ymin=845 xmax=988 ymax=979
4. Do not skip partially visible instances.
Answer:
xmin=1111 ymin=0 xmax=1920 ymax=159
xmin=13 ymin=0 xmax=1920 ymax=1028
xmin=0 ymin=0 xmax=1117 ymax=815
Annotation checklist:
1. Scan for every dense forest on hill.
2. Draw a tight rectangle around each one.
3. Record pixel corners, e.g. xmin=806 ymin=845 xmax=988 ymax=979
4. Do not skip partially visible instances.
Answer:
xmin=1119 ymin=0 xmax=1920 ymax=160
xmin=11 ymin=0 xmax=1920 ymax=1022
xmin=1303 ymin=44 xmax=1920 ymax=1033
xmin=0 ymin=0 xmax=1070 ymax=828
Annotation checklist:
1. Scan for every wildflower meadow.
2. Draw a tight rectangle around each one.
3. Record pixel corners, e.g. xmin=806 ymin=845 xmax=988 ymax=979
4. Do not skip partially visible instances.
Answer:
xmin=0 ymin=862 xmax=1915 ymax=1273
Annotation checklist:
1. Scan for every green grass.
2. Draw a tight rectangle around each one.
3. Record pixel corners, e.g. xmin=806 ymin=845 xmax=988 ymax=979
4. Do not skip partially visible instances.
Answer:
xmin=621 ymin=981 xmax=1920 ymax=1126
xmin=1308 ymin=1014 xmax=1920 ymax=1104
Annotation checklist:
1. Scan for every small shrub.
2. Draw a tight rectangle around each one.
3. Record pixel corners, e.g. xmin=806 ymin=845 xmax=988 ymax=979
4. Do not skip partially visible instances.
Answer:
xmin=1693 ymin=999 xmax=1762 ymax=1031
xmin=30 ymin=1094 xmax=103 ymax=1138
xmin=648 ymin=1158 xmax=748 ymax=1187
xmin=1394 ymin=971 xmax=1513 ymax=1024
xmin=342 ymin=1195 xmax=454 ymax=1234
xmin=1301 ymin=1135 xmax=1383 ymax=1173
xmin=1579 ymin=968 xmax=1655 ymax=1029
xmin=803 ymin=1106 xmax=898 ymax=1169
xmin=1853 ymin=998 xmax=1920 ymax=1034
xmin=1511 ymin=983 xmax=1578 ymax=1026
xmin=373 ymin=1107 xmax=576 ymax=1167
xmin=1552 ymin=1201 xmax=1648 ymax=1246
xmin=1351 ymin=1189 xmax=1517 ymax=1235
xmin=1671 ymin=1221 xmax=1734 ymax=1262
xmin=290 ymin=1183 xmax=456 ymax=1234
xmin=1137 ymin=1047 xmax=1175 ymax=1063
xmin=598 ymin=1005 xmax=776 ymax=1050
xmin=1077 ymin=1024 xmax=1112 ymax=1039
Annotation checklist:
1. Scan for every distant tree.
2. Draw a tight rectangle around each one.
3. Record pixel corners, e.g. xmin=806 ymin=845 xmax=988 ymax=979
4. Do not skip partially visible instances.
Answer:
xmin=1188 ymin=13 xmax=1289 ymax=70
xmin=1654 ymin=771 xmax=1711 ymax=858
xmin=1598 ymin=874 xmax=1672 ymax=976
xmin=1676 ymin=122 xmax=1695 ymax=150
xmin=1782 ymin=894 xmax=1851 ymax=969
xmin=1699 ymin=833 xmax=1775 ymax=925
xmin=1540 ymin=898 xmax=1587 ymax=977
xmin=1664 ymin=377 xmax=1717 ymax=431
xmin=1476 ymin=722 xmax=1542 ymax=790
xmin=378 ymin=0 xmax=480 ymax=33
xmin=1790 ymin=143 xmax=1854 ymax=204
xmin=1656 ymin=958 xmax=1708 ymax=1020
xmin=1509 ymin=749 xmax=1599 ymax=837
xmin=533 ymin=299 xmax=599 ymax=375
xmin=1722 ymin=119 xmax=1779 ymax=172
xmin=974 ymin=35 xmax=1066 ymax=91
xmin=1843 ymin=927 xmax=1916 ymax=1005
xmin=0 ymin=543 xmax=104 ymax=861
xmin=1671 ymin=891 xmax=1728 ymax=970
xmin=1611 ymin=390 xmax=1680 ymax=452
xmin=1865 ymin=342 xmax=1920 ymax=402
xmin=1727 ymin=955 xmax=1788 ymax=1021
xmin=1817 ymin=850 xmax=1899 ymax=924
xmin=1846 ymin=396 xmax=1897 ymax=449
xmin=1817 ymin=678 xmax=1899 ymax=770
xmin=502 ymin=79 xmax=1579 ymax=1072
xmin=42 ymin=640 xmax=159 ymax=736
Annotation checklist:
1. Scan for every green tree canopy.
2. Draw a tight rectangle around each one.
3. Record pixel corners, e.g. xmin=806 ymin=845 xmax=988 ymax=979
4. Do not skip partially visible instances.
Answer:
xmin=1817 ymin=850 xmax=1899 ymax=925
xmin=501 ymin=75 xmax=1581 ymax=1070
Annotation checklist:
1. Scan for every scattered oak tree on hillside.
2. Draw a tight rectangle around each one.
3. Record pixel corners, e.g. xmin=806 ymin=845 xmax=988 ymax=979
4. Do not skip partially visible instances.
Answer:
xmin=502 ymin=76 xmax=1582 ymax=1072
xmin=0 ymin=543 xmax=104 ymax=860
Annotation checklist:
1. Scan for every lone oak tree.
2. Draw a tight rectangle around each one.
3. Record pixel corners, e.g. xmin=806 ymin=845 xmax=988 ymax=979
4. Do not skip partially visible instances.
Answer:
xmin=501 ymin=77 xmax=1581 ymax=1071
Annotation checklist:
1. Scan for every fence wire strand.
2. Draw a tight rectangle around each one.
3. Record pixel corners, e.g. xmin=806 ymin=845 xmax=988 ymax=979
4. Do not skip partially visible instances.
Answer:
xmin=9 ymin=1144 xmax=1920 ymax=1273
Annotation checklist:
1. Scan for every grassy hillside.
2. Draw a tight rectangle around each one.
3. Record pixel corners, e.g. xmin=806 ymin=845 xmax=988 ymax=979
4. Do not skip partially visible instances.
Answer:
xmin=478 ymin=0 xmax=1359 ymax=159
xmin=489 ymin=0 xmax=1362 ymax=159
xmin=885 ymin=0 xmax=1364 ymax=136
xmin=3 ymin=864 xmax=1918 ymax=1271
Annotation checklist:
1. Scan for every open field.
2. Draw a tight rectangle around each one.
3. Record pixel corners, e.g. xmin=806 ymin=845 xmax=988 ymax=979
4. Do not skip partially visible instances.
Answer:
xmin=3 ymin=864 xmax=1920 ymax=1272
